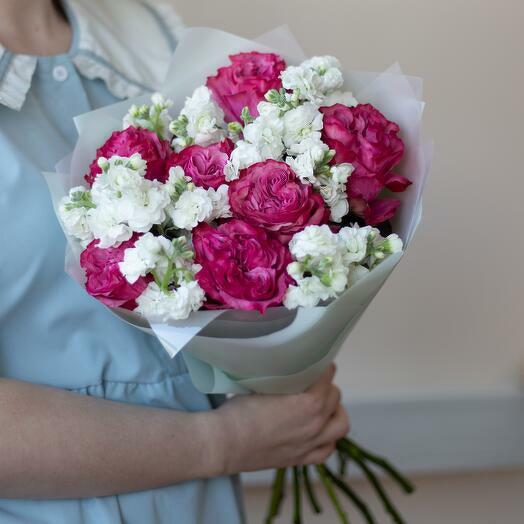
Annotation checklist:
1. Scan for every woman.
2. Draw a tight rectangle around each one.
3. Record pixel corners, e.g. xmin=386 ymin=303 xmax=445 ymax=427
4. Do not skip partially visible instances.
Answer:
xmin=0 ymin=1 xmax=350 ymax=523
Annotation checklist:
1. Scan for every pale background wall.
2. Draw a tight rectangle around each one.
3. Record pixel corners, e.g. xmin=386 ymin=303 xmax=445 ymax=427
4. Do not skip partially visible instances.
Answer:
xmin=174 ymin=0 xmax=524 ymax=522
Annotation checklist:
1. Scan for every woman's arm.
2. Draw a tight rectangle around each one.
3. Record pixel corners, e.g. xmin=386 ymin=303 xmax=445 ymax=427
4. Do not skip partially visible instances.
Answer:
xmin=0 ymin=365 xmax=348 ymax=499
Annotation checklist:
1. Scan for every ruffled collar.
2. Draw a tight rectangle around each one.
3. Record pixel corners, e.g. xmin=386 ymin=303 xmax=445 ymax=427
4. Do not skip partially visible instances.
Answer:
xmin=0 ymin=0 xmax=184 ymax=111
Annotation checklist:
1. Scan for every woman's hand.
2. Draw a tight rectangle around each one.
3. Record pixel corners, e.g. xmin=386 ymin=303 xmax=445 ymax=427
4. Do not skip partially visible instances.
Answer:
xmin=212 ymin=364 xmax=350 ymax=475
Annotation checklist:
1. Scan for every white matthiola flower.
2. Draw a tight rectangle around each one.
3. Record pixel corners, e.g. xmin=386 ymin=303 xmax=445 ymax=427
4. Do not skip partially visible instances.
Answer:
xmin=367 ymin=232 xmax=404 ymax=267
xmin=281 ymin=56 xmax=344 ymax=104
xmin=119 ymin=233 xmax=174 ymax=284
xmin=176 ymin=86 xmax=226 ymax=147
xmin=338 ymin=225 xmax=374 ymax=264
xmin=286 ymin=153 xmax=317 ymax=185
xmin=322 ymin=91 xmax=358 ymax=107
xmin=169 ymin=187 xmax=213 ymax=230
xmin=316 ymin=163 xmax=354 ymax=222
xmin=243 ymin=112 xmax=284 ymax=160
xmin=285 ymin=137 xmax=329 ymax=184
xmin=327 ymin=197 xmax=350 ymax=223
xmin=207 ymin=184 xmax=232 ymax=220
xmin=87 ymin=206 xmax=133 ymax=248
xmin=284 ymin=276 xmax=333 ymax=309
xmin=123 ymin=93 xmax=174 ymax=140
xmin=286 ymin=261 xmax=304 ymax=282
xmin=287 ymin=135 xmax=329 ymax=158
xmin=289 ymin=225 xmax=340 ymax=261
xmin=282 ymin=103 xmax=324 ymax=149
xmin=135 ymin=280 xmax=205 ymax=321
xmin=116 ymin=184 xmax=170 ymax=233
xmin=89 ymin=154 xmax=170 ymax=246
xmin=225 ymin=141 xmax=262 ymax=181
xmin=383 ymin=234 xmax=403 ymax=254
xmin=330 ymin=164 xmax=354 ymax=186
xmin=58 ymin=186 xmax=94 ymax=247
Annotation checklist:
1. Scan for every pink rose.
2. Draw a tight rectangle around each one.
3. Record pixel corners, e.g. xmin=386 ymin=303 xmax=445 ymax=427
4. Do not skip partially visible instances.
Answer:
xmin=85 ymin=127 xmax=173 ymax=186
xmin=167 ymin=139 xmax=234 ymax=190
xmin=206 ymin=52 xmax=286 ymax=123
xmin=80 ymin=236 xmax=149 ymax=310
xmin=229 ymin=160 xmax=329 ymax=243
xmin=320 ymin=103 xmax=410 ymax=225
xmin=193 ymin=220 xmax=292 ymax=313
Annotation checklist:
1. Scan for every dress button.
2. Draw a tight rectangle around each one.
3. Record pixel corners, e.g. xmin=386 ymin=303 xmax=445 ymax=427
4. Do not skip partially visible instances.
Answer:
xmin=52 ymin=65 xmax=69 ymax=82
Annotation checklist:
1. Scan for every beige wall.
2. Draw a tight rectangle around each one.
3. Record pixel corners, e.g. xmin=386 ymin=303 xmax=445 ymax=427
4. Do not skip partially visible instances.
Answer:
xmin=175 ymin=1 xmax=524 ymax=521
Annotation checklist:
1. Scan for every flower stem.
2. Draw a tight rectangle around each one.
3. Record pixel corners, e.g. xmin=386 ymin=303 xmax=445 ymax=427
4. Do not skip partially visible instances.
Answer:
xmin=341 ymin=447 xmax=406 ymax=524
xmin=338 ymin=449 xmax=348 ymax=477
xmin=302 ymin=466 xmax=322 ymax=514
xmin=292 ymin=466 xmax=302 ymax=524
xmin=264 ymin=468 xmax=287 ymax=524
xmin=315 ymin=465 xmax=350 ymax=524
xmin=323 ymin=464 xmax=377 ymax=524
xmin=344 ymin=438 xmax=415 ymax=494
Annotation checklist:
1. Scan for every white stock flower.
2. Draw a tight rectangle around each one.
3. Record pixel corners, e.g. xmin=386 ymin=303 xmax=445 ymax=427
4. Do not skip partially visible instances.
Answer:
xmin=286 ymin=261 xmax=304 ymax=282
xmin=322 ymin=91 xmax=358 ymax=107
xmin=135 ymin=280 xmax=205 ymax=321
xmin=338 ymin=225 xmax=373 ymax=264
xmin=243 ymin=112 xmax=285 ymax=161
xmin=225 ymin=141 xmax=262 ymax=181
xmin=281 ymin=56 xmax=344 ymax=104
xmin=123 ymin=93 xmax=174 ymax=140
xmin=289 ymin=225 xmax=340 ymax=261
xmin=282 ymin=103 xmax=324 ymax=149
xmin=116 ymin=185 xmax=170 ymax=233
xmin=86 ymin=206 xmax=133 ymax=248
xmin=286 ymin=153 xmax=317 ymax=185
xmin=119 ymin=233 xmax=174 ymax=284
xmin=287 ymin=135 xmax=329 ymax=158
xmin=328 ymin=197 xmax=350 ymax=223
xmin=330 ymin=164 xmax=354 ymax=185
xmin=207 ymin=184 xmax=232 ymax=221
xmin=180 ymin=86 xmax=226 ymax=147
xmin=169 ymin=187 xmax=214 ymax=230
xmin=383 ymin=234 xmax=403 ymax=254
xmin=316 ymin=163 xmax=353 ymax=222
xmin=58 ymin=186 xmax=94 ymax=247
xmin=89 ymin=154 xmax=170 ymax=246
xmin=284 ymin=276 xmax=333 ymax=309
xmin=285 ymin=137 xmax=329 ymax=184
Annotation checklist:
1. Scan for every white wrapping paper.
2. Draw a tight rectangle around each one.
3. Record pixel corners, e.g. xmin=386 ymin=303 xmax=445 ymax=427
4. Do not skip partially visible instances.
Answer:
xmin=43 ymin=27 xmax=431 ymax=395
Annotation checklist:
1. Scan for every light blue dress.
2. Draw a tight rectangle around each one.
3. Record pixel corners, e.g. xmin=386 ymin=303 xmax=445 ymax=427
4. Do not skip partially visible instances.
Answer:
xmin=0 ymin=2 xmax=245 ymax=523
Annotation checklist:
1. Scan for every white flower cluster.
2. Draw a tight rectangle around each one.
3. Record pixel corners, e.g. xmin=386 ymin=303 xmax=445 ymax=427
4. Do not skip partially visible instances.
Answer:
xmin=123 ymin=93 xmax=174 ymax=140
xmin=281 ymin=56 xmax=356 ymax=106
xmin=136 ymin=281 xmax=205 ymax=322
xmin=120 ymin=233 xmax=205 ymax=321
xmin=59 ymin=160 xmax=231 ymax=252
xmin=59 ymin=154 xmax=171 ymax=249
xmin=223 ymin=56 xmax=357 ymax=222
xmin=164 ymin=167 xmax=231 ymax=230
xmin=170 ymin=86 xmax=227 ymax=151
xmin=283 ymin=224 xmax=403 ymax=309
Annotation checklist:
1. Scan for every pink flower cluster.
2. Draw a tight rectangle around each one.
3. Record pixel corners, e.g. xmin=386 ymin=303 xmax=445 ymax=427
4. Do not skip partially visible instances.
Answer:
xmin=206 ymin=52 xmax=286 ymax=123
xmin=320 ymin=104 xmax=410 ymax=225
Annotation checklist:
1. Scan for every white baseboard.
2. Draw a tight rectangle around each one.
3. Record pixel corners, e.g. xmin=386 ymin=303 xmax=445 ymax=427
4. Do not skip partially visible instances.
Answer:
xmin=242 ymin=392 xmax=524 ymax=486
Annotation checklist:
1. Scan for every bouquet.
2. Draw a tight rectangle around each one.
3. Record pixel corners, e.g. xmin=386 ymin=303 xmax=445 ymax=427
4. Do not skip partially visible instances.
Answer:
xmin=45 ymin=27 xmax=431 ymax=524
